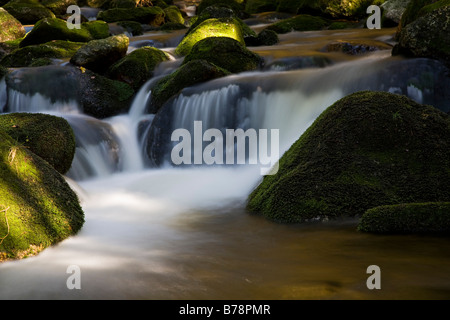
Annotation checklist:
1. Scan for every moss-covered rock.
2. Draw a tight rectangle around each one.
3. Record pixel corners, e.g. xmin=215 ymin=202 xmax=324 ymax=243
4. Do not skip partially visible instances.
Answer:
xmin=164 ymin=5 xmax=185 ymax=24
xmin=175 ymin=17 xmax=245 ymax=56
xmin=97 ymin=6 xmax=166 ymax=25
xmin=395 ymin=6 xmax=450 ymax=66
xmin=398 ymin=0 xmax=450 ymax=31
xmin=276 ymin=0 xmax=301 ymax=14
xmin=245 ymin=0 xmax=279 ymax=13
xmin=0 ymin=8 xmax=26 ymax=43
xmin=160 ymin=22 xmax=187 ymax=30
xmin=107 ymin=46 xmax=170 ymax=90
xmin=381 ymin=0 xmax=411 ymax=26
xmin=183 ymin=37 xmax=263 ymax=73
xmin=293 ymin=0 xmax=386 ymax=19
xmin=246 ymin=28 xmax=279 ymax=46
xmin=197 ymin=0 xmax=246 ymax=15
xmin=70 ymin=34 xmax=129 ymax=73
xmin=41 ymin=0 xmax=78 ymax=16
xmin=117 ymin=20 xmax=144 ymax=36
xmin=19 ymin=18 xmax=110 ymax=48
xmin=247 ymin=91 xmax=450 ymax=223
xmin=0 ymin=40 xmax=84 ymax=68
xmin=149 ymin=59 xmax=230 ymax=113
xmin=358 ymin=202 xmax=450 ymax=234
xmin=78 ymin=68 xmax=135 ymax=118
xmin=266 ymin=14 xmax=330 ymax=34
xmin=3 ymin=0 xmax=56 ymax=25
xmin=0 ymin=113 xmax=76 ymax=174
xmin=0 ymin=124 xmax=84 ymax=261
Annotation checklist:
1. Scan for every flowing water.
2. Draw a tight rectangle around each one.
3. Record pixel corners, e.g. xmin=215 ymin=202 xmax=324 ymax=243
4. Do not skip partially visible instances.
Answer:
xmin=1 ymin=25 xmax=450 ymax=300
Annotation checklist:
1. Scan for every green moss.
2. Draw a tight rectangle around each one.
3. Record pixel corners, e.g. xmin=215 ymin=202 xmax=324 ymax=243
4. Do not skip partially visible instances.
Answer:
xmin=160 ymin=22 xmax=187 ymax=30
xmin=183 ymin=37 xmax=263 ymax=73
xmin=0 ymin=40 xmax=84 ymax=68
xmin=117 ymin=21 xmax=144 ymax=36
xmin=276 ymin=0 xmax=300 ymax=14
xmin=266 ymin=14 xmax=330 ymax=34
xmin=149 ymin=59 xmax=230 ymax=113
xmin=97 ymin=6 xmax=166 ymax=25
xmin=175 ymin=17 xmax=245 ymax=56
xmin=0 ymin=127 xmax=84 ymax=261
xmin=0 ymin=8 xmax=26 ymax=43
xmin=107 ymin=46 xmax=170 ymax=90
xmin=41 ymin=0 xmax=78 ymax=15
xmin=399 ymin=0 xmax=449 ymax=30
xmin=247 ymin=91 xmax=450 ymax=223
xmin=19 ymin=18 xmax=110 ymax=48
xmin=164 ymin=5 xmax=184 ymax=24
xmin=197 ymin=0 xmax=245 ymax=15
xmin=0 ymin=113 xmax=76 ymax=174
xmin=3 ymin=0 xmax=56 ymax=25
xmin=358 ymin=202 xmax=450 ymax=234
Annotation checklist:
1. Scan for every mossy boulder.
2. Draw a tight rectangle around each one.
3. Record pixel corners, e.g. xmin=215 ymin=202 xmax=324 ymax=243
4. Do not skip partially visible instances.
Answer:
xmin=380 ymin=0 xmax=411 ymax=26
xmin=276 ymin=0 xmax=301 ymax=14
xmin=0 ymin=124 xmax=84 ymax=261
xmin=70 ymin=34 xmax=129 ymax=73
xmin=183 ymin=37 xmax=263 ymax=73
xmin=117 ymin=20 xmax=144 ymax=36
xmin=398 ymin=0 xmax=450 ymax=31
xmin=246 ymin=28 xmax=279 ymax=46
xmin=288 ymin=0 xmax=386 ymax=19
xmin=175 ymin=17 xmax=245 ymax=56
xmin=3 ymin=0 xmax=56 ymax=25
xmin=78 ymin=68 xmax=135 ymax=118
xmin=149 ymin=59 xmax=230 ymax=113
xmin=395 ymin=6 xmax=450 ymax=66
xmin=19 ymin=18 xmax=110 ymax=48
xmin=0 ymin=113 xmax=76 ymax=174
xmin=160 ymin=22 xmax=187 ymax=30
xmin=97 ymin=7 xmax=166 ymax=25
xmin=197 ymin=0 xmax=246 ymax=15
xmin=245 ymin=0 xmax=279 ymax=13
xmin=41 ymin=0 xmax=78 ymax=16
xmin=358 ymin=202 xmax=450 ymax=234
xmin=0 ymin=40 xmax=84 ymax=68
xmin=247 ymin=91 xmax=450 ymax=223
xmin=0 ymin=8 xmax=26 ymax=43
xmin=107 ymin=46 xmax=170 ymax=90
xmin=164 ymin=5 xmax=185 ymax=24
xmin=266 ymin=14 xmax=330 ymax=34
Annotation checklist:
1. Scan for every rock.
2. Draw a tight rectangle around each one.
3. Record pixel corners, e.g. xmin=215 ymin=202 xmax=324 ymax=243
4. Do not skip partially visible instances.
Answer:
xmin=183 ymin=37 xmax=263 ymax=73
xmin=266 ymin=14 xmax=330 ymax=34
xmin=381 ymin=0 xmax=411 ymax=26
xmin=160 ymin=22 xmax=187 ymax=30
xmin=245 ymin=0 xmax=278 ymax=14
xmin=0 ymin=8 xmax=25 ymax=43
xmin=164 ymin=5 xmax=185 ymax=24
xmin=247 ymin=91 xmax=450 ymax=223
xmin=78 ymin=68 xmax=135 ymax=118
xmin=323 ymin=40 xmax=393 ymax=55
xmin=117 ymin=21 xmax=144 ymax=36
xmin=97 ymin=7 xmax=166 ymax=25
xmin=395 ymin=6 xmax=450 ymax=66
xmin=264 ymin=55 xmax=331 ymax=71
xmin=70 ymin=34 xmax=129 ymax=73
xmin=358 ymin=202 xmax=450 ymax=234
xmin=148 ymin=59 xmax=230 ymax=113
xmin=276 ymin=0 xmax=302 ymax=14
xmin=0 ymin=113 xmax=76 ymax=174
xmin=398 ymin=0 xmax=449 ymax=31
xmin=246 ymin=29 xmax=279 ymax=46
xmin=197 ymin=0 xmax=246 ymax=16
xmin=19 ymin=18 xmax=110 ymax=48
xmin=107 ymin=46 xmax=170 ymax=90
xmin=3 ymin=0 xmax=56 ymax=25
xmin=41 ymin=0 xmax=78 ymax=16
xmin=0 ymin=122 xmax=84 ymax=261
xmin=175 ymin=17 xmax=245 ymax=56
xmin=0 ymin=40 xmax=84 ymax=68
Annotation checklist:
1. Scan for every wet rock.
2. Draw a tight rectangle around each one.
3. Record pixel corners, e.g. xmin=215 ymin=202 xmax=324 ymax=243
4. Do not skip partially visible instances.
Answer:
xmin=0 ymin=8 xmax=25 ymax=43
xmin=97 ymin=6 xmax=166 ymax=25
xmin=164 ymin=5 xmax=185 ymax=24
xmin=266 ymin=14 xmax=330 ymax=34
xmin=323 ymin=40 xmax=393 ymax=55
xmin=3 ymin=0 xmax=56 ymax=25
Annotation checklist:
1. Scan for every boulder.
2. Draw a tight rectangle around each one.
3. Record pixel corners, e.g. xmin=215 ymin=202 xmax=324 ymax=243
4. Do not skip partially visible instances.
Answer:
xmin=70 ymin=34 xmax=129 ymax=73
xmin=107 ymin=46 xmax=170 ymax=90
xmin=3 ymin=0 xmax=56 ymax=25
xmin=395 ymin=6 xmax=450 ymax=66
xmin=182 ymin=37 xmax=263 ymax=73
xmin=175 ymin=17 xmax=245 ymax=56
xmin=117 ymin=21 xmax=144 ymax=36
xmin=0 ymin=113 xmax=76 ymax=174
xmin=381 ymin=0 xmax=411 ymax=26
xmin=246 ymin=28 xmax=279 ymax=46
xmin=96 ymin=7 xmax=166 ymax=25
xmin=245 ymin=0 xmax=278 ymax=14
xmin=164 ymin=5 xmax=185 ymax=24
xmin=323 ymin=40 xmax=393 ymax=55
xmin=0 ymin=40 xmax=84 ymax=68
xmin=41 ymin=0 xmax=78 ymax=16
xmin=149 ymin=59 xmax=230 ymax=113
xmin=0 ymin=122 xmax=84 ymax=261
xmin=398 ymin=0 xmax=449 ymax=31
xmin=19 ymin=18 xmax=110 ymax=48
xmin=266 ymin=14 xmax=330 ymax=34
xmin=196 ymin=0 xmax=246 ymax=16
xmin=247 ymin=91 xmax=450 ymax=223
xmin=0 ymin=8 xmax=26 ymax=43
